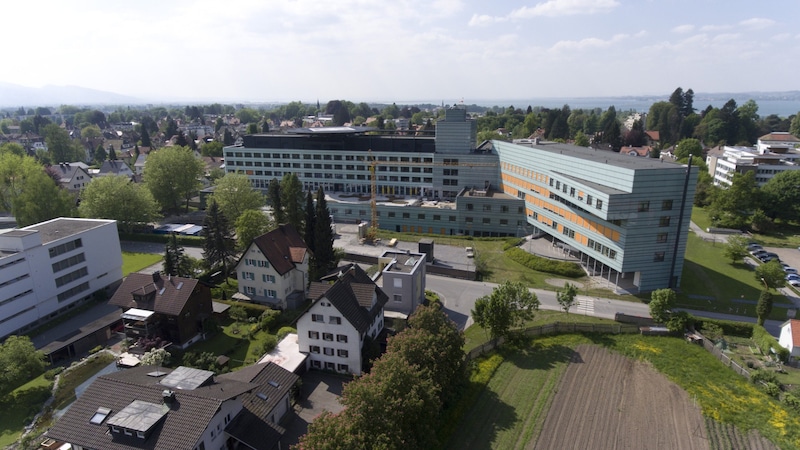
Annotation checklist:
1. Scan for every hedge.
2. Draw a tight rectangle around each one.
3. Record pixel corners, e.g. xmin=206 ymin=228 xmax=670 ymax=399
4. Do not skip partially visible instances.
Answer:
xmin=505 ymin=247 xmax=584 ymax=278
xmin=752 ymin=324 xmax=789 ymax=362
xmin=693 ymin=317 xmax=754 ymax=338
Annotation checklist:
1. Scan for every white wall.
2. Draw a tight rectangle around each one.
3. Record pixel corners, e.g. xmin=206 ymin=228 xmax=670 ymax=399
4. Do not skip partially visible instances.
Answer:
xmin=297 ymin=299 xmax=363 ymax=375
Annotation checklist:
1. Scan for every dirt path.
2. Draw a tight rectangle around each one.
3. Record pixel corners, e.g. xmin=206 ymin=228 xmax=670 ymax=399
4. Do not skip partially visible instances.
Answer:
xmin=534 ymin=345 xmax=709 ymax=450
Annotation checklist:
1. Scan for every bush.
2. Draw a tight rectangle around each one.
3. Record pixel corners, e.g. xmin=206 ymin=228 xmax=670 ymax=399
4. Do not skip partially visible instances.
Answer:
xmin=89 ymin=345 xmax=103 ymax=354
xmin=694 ymin=318 xmax=754 ymax=338
xmin=44 ymin=366 xmax=65 ymax=380
xmin=505 ymin=247 xmax=584 ymax=278
xmin=752 ymin=325 xmax=790 ymax=362
xmin=259 ymin=335 xmax=278 ymax=355
xmin=763 ymin=382 xmax=781 ymax=398
xmin=502 ymin=238 xmax=524 ymax=251
xmin=783 ymin=392 xmax=800 ymax=412
xmin=751 ymin=368 xmax=779 ymax=385
xmin=259 ymin=310 xmax=280 ymax=332
xmin=276 ymin=326 xmax=296 ymax=341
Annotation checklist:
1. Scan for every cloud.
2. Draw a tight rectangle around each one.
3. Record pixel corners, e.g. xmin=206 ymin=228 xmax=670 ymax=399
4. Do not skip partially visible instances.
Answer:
xmin=549 ymin=33 xmax=631 ymax=52
xmin=469 ymin=0 xmax=618 ymax=26
xmin=671 ymin=24 xmax=694 ymax=34
xmin=739 ymin=17 xmax=775 ymax=30
xmin=700 ymin=24 xmax=731 ymax=32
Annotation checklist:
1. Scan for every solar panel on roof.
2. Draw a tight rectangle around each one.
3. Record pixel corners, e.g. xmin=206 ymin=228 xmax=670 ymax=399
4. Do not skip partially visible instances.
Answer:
xmin=159 ymin=366 xmax=214 ymax=390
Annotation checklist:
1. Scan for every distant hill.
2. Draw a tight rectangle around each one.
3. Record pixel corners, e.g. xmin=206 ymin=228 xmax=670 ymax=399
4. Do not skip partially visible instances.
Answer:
xmin=0 ymin=82 xmax=140 ymax=107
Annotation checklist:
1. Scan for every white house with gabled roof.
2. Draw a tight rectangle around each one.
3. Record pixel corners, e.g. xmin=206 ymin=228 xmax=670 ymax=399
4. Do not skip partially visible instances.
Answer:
xmin=297 ymin=264 xmax=387 ymax=375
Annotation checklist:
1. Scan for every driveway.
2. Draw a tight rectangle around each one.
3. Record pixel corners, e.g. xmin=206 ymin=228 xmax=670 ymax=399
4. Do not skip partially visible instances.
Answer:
xmin=281 ymin=371 xmax=347 ymax=446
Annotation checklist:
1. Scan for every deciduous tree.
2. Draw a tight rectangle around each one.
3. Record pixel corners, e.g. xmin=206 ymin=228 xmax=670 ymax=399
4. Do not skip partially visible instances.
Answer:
xmin=757 ymin=289 xmax=773 ymax=326
xmin=235 ymin=209 xmax=272 ymax=251
xmin=144 ymin=146 xmax=204 ymax=212
xmin=13 ymin=168 xmax=75 ymax=227
xmin=0 ymin=336 xmax=46 ymax=396
xmin=649 ymin=288 xmax=676 ymax=324
xmin=723 ymin=235 xmax=749 ymax=264
xmin=208 ymin=173 xmax=264 ymax=224
xmin=79 ymin=175 xmax=161 ymax=233
xmin=472 ymin=281 xmax=539 ymax=339
xmin=556 ymin=282 xmax=578 ymax=314
xmin=756 ymin=260 xmax=786 ymax=290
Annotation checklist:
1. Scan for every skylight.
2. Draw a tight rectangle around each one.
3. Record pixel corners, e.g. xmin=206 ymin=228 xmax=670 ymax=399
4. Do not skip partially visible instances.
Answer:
xmin=256 ymin=392 xmax=268 ymax=400
xmin=89 ymin=407 xmax=111 ymax=424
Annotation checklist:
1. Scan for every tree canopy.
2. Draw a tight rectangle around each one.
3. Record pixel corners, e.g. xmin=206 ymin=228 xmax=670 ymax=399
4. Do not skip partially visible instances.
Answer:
xmin=202 ymin=200 xmax=236 ymax=275
xmin=756 ymin=260 xmax=786 ymax=290
xmin=235 ymin=209 xmax=272 ymax=251
xmin=208 ymin=173 xmax=264 ymax=224
xmin=143 ymin=146 xmax=204 ymax=212
xmin=79 ymin=175 xmax=160 ymax=233
xmin=556 ymin=282 xmax=578 ymax=314
xmin=0 ymin=336 xmax=46 ymax=396
xmin=472 ymin=280 xmax=540 ymax=339
xmin=280 ymin=173 xmax=305 ymax=230
xmin=649 ymin=288 xmax=676 ymax=324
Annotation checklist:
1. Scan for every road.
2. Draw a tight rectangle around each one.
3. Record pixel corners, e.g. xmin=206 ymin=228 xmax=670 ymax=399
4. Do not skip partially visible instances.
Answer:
xmin=425 ymin=274 xmax=784 ymax=336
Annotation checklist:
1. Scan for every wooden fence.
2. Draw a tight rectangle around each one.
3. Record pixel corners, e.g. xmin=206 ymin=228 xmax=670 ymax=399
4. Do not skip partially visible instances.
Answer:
xmin=697 ymin=331 xmax=751 ymax=379
xmin=466 ymin=322 xmax=639 ymax=360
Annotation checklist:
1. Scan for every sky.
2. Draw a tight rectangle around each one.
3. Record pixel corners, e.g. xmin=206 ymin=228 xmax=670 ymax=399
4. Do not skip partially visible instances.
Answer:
xmin=4 ymin=0 xmax=799 ymax=104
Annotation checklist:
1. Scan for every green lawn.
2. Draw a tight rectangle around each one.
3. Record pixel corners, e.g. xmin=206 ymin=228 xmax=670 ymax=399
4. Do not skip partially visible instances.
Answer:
xmin=448 ymin=334 xmax=800 ymax=450
xmin=122 ymin=251 xmax=162 ymax=276
xmin=185 ymin=319 xmax=277 ymax=370
xmin=52 ymin=352 xmax=116 ymax=410
xmin=680 ymin=233 xmax=790 ymax=321
xmin=0 ymin=374 xmax=52 ymax=448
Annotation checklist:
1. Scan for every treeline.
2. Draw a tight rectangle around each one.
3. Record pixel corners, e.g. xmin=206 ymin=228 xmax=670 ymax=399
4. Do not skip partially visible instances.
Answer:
xmin=295 ymin=304 xmax=467 ymax=450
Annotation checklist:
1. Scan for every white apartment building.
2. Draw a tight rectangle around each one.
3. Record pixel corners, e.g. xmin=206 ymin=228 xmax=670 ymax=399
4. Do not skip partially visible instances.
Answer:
xmin=0 ymin=218 xmax=122 ymax=338
xmin=298 ymin=264 xmax=387 ymax=375
xmin=756 ymin=132 xmax=800 ymax=154
xmin=233 ymin=224 xmax=309 ymax=310
xmin=707 ymin=145 xmax=800 ymax=187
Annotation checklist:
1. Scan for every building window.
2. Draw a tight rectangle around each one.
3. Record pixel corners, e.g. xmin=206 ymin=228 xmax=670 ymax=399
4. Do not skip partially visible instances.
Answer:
xmin=324 ymin=347 xmax=334 ymax=356
xmin=312 ymin=314 xmax=324 ymax=322
xmin=659 ymin=216 xmax=671 ymax=227
xmin=325 ymin=362 xmax=335 ymax=370
xmin=337 ymin=364 xmax=349 ymax=372
xmin=262 ymin=274 xmax=275 ymax=283
xmin=483 ymin=205 xmax=491 ymax=211
xmin=483 ymin=218 xmax=490 ymax=225
xmin=596 ymin=199 xmax=603 ymax=209
xmin=311 ymin=360 xmax=321 ymax=368
xmin=499 ymin=219 xmax=508 ymax=226
xmin=337 ymin=349 xmax=349 ymax=358
xmin=418 ymin=214 xmax=425 ymax=220
xmin=329 ymin=316 xmax=342 ymax=325
xmin=393 ymin=294 xmax=402 ymax=302
xmin=310 ymin=346 xmax=320 ymax=354
xmin=308 ymin=331 xmax=319 ymax=339
xmin=267 ymin=289 xmax=277 ymax=298
xmin=242 ymin=272 xmax=255 ymax=280
xmin=403 ymin=213 xmax=410 ymax=219
xmin=656 ymin=233 xmax=668 ymax=243
xmin=654 ymin=252 xmax=665 ymax=262
xmin=323 ymin=333 xmax=333 ymax=341
xmin=466 ymin=204 xmax=473 ymax=211
xmin=638 ymin=201 xmax=650 ymax=212
xmin=337 ymin=334 xmax=348 ymax=343
xmin=662 ymin=199 xmax=673 ymax=211
xmin=244 ymin=286 xmax=256 ymax=295
xmin=586 ymin=195 xmax=592 ymax=205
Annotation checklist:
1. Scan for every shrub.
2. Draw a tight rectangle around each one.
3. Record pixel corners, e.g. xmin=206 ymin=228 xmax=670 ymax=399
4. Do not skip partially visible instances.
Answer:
xmin=276 ymin=326 xmax=296 ymax=341
xmin=89 ymin=345 xmax=103 ymax=354
xmin=505 ymin=247 xmax=584 ymax=278
xmin=764 ymin=382 xmax=781 ymax=398
xmin=260 ymin=335 xmax=278 ymax=355
xmin=700 ymin=322 xmax=724 ymax=341
xmin=694 ymin=318 xmax=753 ymax=338
xmin=44 ymin=366 xmax=65 ymax=380
xmin=752 ymin=325 xmax=790 ymax=362
xmin=751 ymin=368 xmax=779 ymax=385
xmin=784 ymin=391 xmax=800 ymax=412
xmin=502 ymin=238 xmax=524 ymax=251
xmin=259 ymin=310 xmax=280 ymax=332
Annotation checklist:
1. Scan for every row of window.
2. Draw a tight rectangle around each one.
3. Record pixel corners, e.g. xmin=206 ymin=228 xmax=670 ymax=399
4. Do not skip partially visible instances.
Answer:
xmin=0 ymin=288 xmax=33 ymax=307
xmin=228 ymin=152 xmax=433 ymax=164
xmin=0 ymin=256 xmax=24 ymax=270
xmin=52 ymin=252 xmax=85 ymax=273
xmin=57 ymin=281 xmax=89 ymax=302
xmin=310 ymin=360 xmax=349 ymax=372
xmin=0 ymin=273 xmax=28 ymax=289
xmin=638 ymin=200 xmax=673 ymax=212
xmin=466 ymin=204 xmax=518 ymax=213
xmin=309 ymin=346 xmax=349 ymax=357
xmin=241 ymin=272 xmax=276 ymax=283
xmin=464 ymin=217 xmax=514 ymax=226
xmin=586 ymin=239 xmax=618 ymax=260
xmin=550 ymin=179 xmax=603 ymax=210
xmin=308 ymin=331 xmax=348 ymax=342
xmin=243 ymin=286 xmax=277 ymax=298
xmin=243 ymin=259 xmax=269 ymax=268
xmin=48 ymin=238 xmax=82 ymax=259
xmin=55 ymin=266 xmax=88 ymax=288
xmin=311 ymin=314 xmax=342 ymax=324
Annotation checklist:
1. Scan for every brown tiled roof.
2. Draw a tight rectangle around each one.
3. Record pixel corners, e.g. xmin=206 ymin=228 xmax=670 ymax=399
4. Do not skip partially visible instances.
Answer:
xmin=220 ymin=362 xmax=298 ymax=450
xmin=307 ymin=264 xmax=387 ymax=333
xmin=760 ymin=132 xmax=800 ymax=142
xmin=645 ymin=130 xmax=660 ymax=141
xmin=108 ymin=273 xmax=200 ymax=317
xmin=247 ymin=224 xmax=309 ymax=275
xmin=789 ymin=319 xmax=800 ymax=348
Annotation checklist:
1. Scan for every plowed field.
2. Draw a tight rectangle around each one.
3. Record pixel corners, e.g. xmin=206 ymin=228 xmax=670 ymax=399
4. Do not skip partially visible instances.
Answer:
xmin=534 ymin=345 xmax=708 ymax=450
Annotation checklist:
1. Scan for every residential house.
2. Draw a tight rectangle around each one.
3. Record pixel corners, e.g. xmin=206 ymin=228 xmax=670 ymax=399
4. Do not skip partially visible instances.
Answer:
xmin=779 ymin=319 xmax=800 ymax=361
xmin=50 ymin=162 xmax=92 ymax=193
xmin=756 ymin=132 xmax=800 ymax=154
xmin=97 ymin=159 xmax=135 ymax=179
xmin=378 ymin=250 xmax=426 ymax=317
xmin=298 ymin=264 xmax=387 ymax=375
xmin=45 ymin=362 xmax=298 ymax=450
xmin=645 ymin=130 xmax=660 ymax=147
xmin=233 ymin=224 xmax=310 ymax=310
xmin=108 ymin=272 xmax=213 ymax=349
xmin=0 ymin=218 xmax=122 ymax=339
xmin=134 ymin=153 xmax=147 ymax=176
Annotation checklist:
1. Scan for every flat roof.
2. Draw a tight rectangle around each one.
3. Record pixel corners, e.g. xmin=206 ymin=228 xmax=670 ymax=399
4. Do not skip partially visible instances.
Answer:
xmin=22 ymin=218 xmax=113 ymax=244
xmin=503 ymin=140 xmax=686 ymax=171
xmin=258 ymin=333 xmax=307 ymax=373
xmin=285 ymin=126 xmax=376 ymax=135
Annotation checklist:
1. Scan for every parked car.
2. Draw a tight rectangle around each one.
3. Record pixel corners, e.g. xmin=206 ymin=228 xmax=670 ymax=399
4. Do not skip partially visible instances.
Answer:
xmin=750 ymin=249 xmax=768 ymax=256
xmin=465 ymin=247 xmax=474 ymax=258
xmin=747 ymin=243 xmax=763 ymax=251
xmin=790 ymin=279 xmax=800 ymax=287
xmin=786 ymin=273 xmax=800 ymax=281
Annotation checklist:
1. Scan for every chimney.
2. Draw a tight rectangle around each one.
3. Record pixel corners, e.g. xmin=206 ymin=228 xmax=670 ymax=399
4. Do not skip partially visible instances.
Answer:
xmin=152 ymin=271 xmax=161 ymax=282
xmin=162 ymin=389 xmax=176 ymax=404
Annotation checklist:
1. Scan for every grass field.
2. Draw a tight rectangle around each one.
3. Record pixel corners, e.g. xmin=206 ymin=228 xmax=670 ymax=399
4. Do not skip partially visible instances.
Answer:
xmin=679 ymin=233 xmax=789 ymax=320
xmin=184 ymin=319 xmax=277 ymax=370
xmin=121 ymin=251 xmax=162 ymax=276
xmin=0 ymin=374 xmax=52 ymax=448
xmin=450 ymin=333 xmax=800 ymax=450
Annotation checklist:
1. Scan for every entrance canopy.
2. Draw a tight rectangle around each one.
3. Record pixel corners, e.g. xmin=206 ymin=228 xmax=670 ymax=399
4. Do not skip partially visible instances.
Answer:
xmin=122 ymin=308 xmax=155 ymax=321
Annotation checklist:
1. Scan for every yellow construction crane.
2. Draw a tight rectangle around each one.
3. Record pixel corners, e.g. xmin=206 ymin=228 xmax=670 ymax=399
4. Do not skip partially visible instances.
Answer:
xmin=369 ymin=150 xmax=378 ymax=239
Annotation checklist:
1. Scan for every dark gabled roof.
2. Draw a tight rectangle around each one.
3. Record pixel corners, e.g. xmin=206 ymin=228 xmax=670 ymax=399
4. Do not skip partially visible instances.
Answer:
xmin=308 ymin=264 xmax=388 ymax=333
xmin=246 ymin=224 xmax=309 ymax=276
xmin=46 ymin=366 xmax=222 ymax=450
xmin=98 ymin=159 xmax=132 ymax=174
xmin=108 ymin=273 xmax=200 ymax=316
xmin=219 ymin=362 xmax=298 ymax=450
